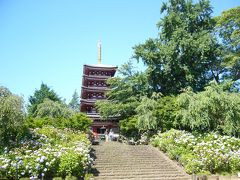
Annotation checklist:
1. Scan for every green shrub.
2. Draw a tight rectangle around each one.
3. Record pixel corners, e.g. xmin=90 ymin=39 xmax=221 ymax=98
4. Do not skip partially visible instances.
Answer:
xmin=58 ymin=150 xmax=85 ymax=177
xmin=64 ymin=113 xmax=93 ymax=132
xmin=120 ymin=116 xmax=139 ymax=138
xmin=25 ymin=113 xmax=92 ymax=132
xmin=151 ymin=129 xmax=240 ymax=174
xmin=25 ymin=117 xmax=49 ymax=128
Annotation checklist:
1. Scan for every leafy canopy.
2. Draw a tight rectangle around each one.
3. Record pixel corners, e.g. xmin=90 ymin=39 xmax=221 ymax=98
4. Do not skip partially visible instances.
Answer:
xmin=134 ymin=0 xmax=221 ymax=95
xmin=28 ymin=83 xmax=61 ymax=116
xmin=215 ymin=6 xmax=240 ymax=81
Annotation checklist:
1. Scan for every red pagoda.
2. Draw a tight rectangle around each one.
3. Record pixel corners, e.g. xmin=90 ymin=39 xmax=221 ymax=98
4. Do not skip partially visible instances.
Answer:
xmin=80 ymin=42 xmax=118 ymax=134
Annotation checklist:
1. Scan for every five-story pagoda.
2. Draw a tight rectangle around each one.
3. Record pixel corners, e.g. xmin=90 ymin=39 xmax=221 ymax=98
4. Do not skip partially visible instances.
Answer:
xmin=80 ymin=42 xmax=118 ymax=134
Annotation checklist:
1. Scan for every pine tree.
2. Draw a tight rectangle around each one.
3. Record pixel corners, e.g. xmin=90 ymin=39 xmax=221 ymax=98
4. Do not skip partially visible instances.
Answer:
xmin=28 ymin=83 xmax=61 ymax=116
xmin=68 ymin=90 xmax=80 ymax=112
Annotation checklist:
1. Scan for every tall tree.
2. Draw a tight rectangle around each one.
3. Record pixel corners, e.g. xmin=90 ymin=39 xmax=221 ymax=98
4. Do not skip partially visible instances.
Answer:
xmin=134 ymin=0 xmax=221 ymax=95
xmin=28 ymin=83 xmax=61 ymax=116
xmin=68 ymin=90 xmax=80 ymax=112
xmin=215 ymin=6 xmax=240 ymax=81
xmin=0 ymin=86 xmax=25 ymax=147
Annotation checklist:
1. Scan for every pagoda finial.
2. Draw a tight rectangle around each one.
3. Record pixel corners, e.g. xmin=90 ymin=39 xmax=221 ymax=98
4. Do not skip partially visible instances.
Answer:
xmin=97 ymin=40 xmax=102 ymax=64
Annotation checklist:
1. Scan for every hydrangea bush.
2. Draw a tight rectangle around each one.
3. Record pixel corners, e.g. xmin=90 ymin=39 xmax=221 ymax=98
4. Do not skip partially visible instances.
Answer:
xmin=0 ymin=126 xmax=92 ymax=179
xmin=151 ymin=129 xmax=240 ymax=174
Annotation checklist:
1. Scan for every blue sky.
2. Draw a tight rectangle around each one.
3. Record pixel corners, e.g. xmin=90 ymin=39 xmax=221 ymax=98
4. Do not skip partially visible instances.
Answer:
xmin=0 ymin=0 xmax=239 ymax=104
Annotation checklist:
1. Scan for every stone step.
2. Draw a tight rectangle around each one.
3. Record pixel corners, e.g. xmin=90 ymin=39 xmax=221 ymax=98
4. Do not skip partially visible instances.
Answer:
xmin=94 ymin=160 xmax=170 ymax=166
xmin=94 ymin=155 xmax=165 ymax=157
xmin=94 ymin=171 xmax=184 ymax=175
xmin=93 ymin=166 xmax=180 ymax=172
xmin=93 ymin=161 xmax=173 ymax=165
xmin=93 ymin=165 xmax=175 ymax=170
xmin=94 ymin=159 xmax=166 ymax=162
xmin=93 ymin=166 xmax=179 ymax=171
xmin=93 ymin=166 xmax=183 ymax=170
xmin=93 ymin=165 xmax=175 ymax=169
xmin=93 ymin=170 xmax=185 ymax=177
xmin=94 ymin=174 xmax=190 ymax=179
xmin=95 ymin=153 xmax=160 ymax=155
xmin=94 ymin=177 xmax=190 ymax=180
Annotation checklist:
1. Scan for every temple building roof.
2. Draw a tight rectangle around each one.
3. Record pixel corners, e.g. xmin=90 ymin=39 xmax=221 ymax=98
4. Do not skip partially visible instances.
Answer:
xmin=85 ymin=63 xmax=117 ymax=68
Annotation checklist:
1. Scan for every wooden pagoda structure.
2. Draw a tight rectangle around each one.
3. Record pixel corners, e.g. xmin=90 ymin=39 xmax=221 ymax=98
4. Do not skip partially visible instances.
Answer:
xmin=80 ymin=42 xmax=118 ymax=134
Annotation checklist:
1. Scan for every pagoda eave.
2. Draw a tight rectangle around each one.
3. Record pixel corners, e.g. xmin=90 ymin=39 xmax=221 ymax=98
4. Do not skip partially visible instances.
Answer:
xmin=84 ymin=64 xmax=117 ymax=69
xmin=83 ymin=74 xmax=111 ymax=80
xmin=86 ymin=113 xmax=120 ymax=121
xmin=83 ymin=64 xmax=117 ymax=76
xmin=82 ymin=85 xmax=108 ymax=90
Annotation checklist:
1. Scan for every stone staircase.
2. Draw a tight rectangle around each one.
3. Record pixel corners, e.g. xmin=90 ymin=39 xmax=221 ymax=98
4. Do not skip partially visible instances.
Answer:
xmin=91 ymin=141 xmax=190 ymax=180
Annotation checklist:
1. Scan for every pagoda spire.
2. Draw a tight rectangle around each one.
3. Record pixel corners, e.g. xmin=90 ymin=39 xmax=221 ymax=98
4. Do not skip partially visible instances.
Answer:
xmin=97 ymin=40 xmax=102 ymax=64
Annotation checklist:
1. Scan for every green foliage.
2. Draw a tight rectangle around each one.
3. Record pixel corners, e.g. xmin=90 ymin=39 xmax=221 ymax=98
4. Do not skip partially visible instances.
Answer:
xmin=215 ymin=6 xmax=240 ymax=50
xmin=151 ymin=129 xmax=240 ymax=174
xmin=134 ymin=0 xmax=221 ymax=94
xmin=120 ymin=93 xmax=179 ymax=135
xmin=215 ymin=6 xmax=240 ymax=81
xmin=34 ymin=99 xmax=74 ymax=119
xmin=155 ymin=95 xmax=179 ymax=131
xmin=96 ymin=99 xmax=139 ymax=120
xmin=176 ymin=81 xmax=240 ymax=136
xmin=26 ymin=113 xmax=92 ymax=132
xmin=119 ymin=116 xmax=139 ymax=138
xmin=0 ymin=86 xmax=12 ymax=97
xmin=68 ymin=90 xmax=80 ymax=112
xmin=25 ymin=117 xmax=48 ymax=128
xmin=0 ymin=86 xmax=26 ymax=148
xmin=136 ymin=95 xmax=158 ymax=132
xmin=64 ymin=113 xmax=92 ymax=132
xmin=28 ymin=83 xmax=61 ymax=117
xmin=107 ymin=61 xmax=150 ymax=101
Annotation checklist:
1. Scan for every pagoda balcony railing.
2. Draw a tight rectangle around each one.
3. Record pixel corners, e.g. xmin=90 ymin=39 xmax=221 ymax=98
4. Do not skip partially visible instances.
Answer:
xmin=81 ymin=86 xmax=108 ymax=90
xmin=86 ymin=112 xmax=101 ymax=118
xmin=81 ymin=99 xmax=95 ymax=102
xmin=88 ymin=97 xmax=105 ymax=100
xmin=86 ymin=111 xmax=99 ymax=115
xmin=83 ymin=74 xmax=112 ymax=78
xmin=81 ymin=98 xmax=105 ymax=102
xmin=86 ymin=112 xmax=119 ymax=120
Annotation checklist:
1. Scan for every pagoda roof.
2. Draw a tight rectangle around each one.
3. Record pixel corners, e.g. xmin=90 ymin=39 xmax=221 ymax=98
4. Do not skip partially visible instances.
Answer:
xmin=84 ymin=64 xmax=117 ymax=69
